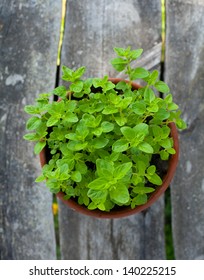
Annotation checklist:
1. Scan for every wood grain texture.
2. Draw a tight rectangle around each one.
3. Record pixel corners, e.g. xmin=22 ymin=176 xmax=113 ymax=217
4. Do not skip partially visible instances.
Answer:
xmin=165 ymin=0 xmax=204 ymax=259
xmin=0 ymin=0 xmax=61 ymax=259
xmin=59 ymin=0 xmax=165 ymax=260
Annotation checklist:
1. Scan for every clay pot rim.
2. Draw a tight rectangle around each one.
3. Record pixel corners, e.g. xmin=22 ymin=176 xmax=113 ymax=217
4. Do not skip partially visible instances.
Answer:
xmin=39 ymin=78 xmax=179 ymax=219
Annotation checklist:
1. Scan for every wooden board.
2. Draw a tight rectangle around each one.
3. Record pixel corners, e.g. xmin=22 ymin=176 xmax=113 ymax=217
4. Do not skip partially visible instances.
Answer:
xmin=59 ymin=0 xmax=165 ymax=260
xmin=165 ymin=0 xmax=204 ymax=259
xmin=0 ymin=0 xmax=61 ymax=259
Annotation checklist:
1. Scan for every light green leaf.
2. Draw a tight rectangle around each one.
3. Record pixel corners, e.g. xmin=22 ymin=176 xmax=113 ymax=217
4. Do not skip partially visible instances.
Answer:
xmin=133 ymin=186 xmax=155 ymax=194
xmin=155 ymin=81 xmax=170 ymax=93
xmin=110 ymin=184 xmax=130 ymax=204
xmin=70 ymin=80 xmax=84 ymax=93
xmin=144 ymin=88 xmax=155 ymax=104
xmin=24 ymin=105 xmax=40 ymax=115
xmin=71 ymin=171 xmax=82 ymax=182
xmin=91 ymin=137 xmax=109 ymax=149
xmin=34 ymin=141 xmax=46 ymax=154
xmin=52 ymin=86 xmax=67 ymax=98
xmin=132 ymin=101 xmax=146 ymax=115
xmin=147 ymin=165 xmax=156 ymax=175
xmin=146 ymin=173 xmax=163 ymax=186
xmin=132 ymin=194 xmax=147 ymax=206
xmin=35 ymin=174 xmax=46 ymax=182
xmin=114 ymin=162 xmax=132 ymax=179
xmin=26 ymin=117 xmax=41 ymax=130
xmin=112 ymin=139 xmax=129 ymax=152
xmin=47 ymin=116 xmax=59 ymax=127
xmin=130 ymin=67 xmax=149 ymax=80
xmin=138 ymin=142 xmax=153 ymax=153
xmin=110 ymin=58 xmax=128 ymax=71
xmin=96 ymin=159 xmax=114 ymax=178
xmin=101 ymin=121 xmax=114 ymax=132
xmin=87 ymin=189 xmax=108 ymax=204
xmin=65 ymin=112 xmax=78 ymax=123
xmin=154 ymin=108 xmax=170 ymax=120
xmin=88 ymin=177 xmax=109 ymax=190
xmin=23 ymin=133 xmax=40 ymax=141
xmin=121 ymin=126 xmax=135 ymax=141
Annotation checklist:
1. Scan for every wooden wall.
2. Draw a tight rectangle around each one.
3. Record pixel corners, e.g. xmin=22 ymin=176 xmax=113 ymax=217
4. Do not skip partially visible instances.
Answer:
xmin=0 ymin=0 xmax=203 ymax=260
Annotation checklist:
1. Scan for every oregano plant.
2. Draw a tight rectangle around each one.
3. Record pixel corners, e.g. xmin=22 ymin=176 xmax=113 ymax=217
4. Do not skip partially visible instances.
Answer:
xmin=24 ymin=46 xmax=186 ymax=212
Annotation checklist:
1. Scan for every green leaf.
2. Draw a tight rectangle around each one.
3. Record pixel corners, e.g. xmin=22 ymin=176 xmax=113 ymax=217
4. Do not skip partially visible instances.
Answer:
xmin=35 ymin=174 xmax=46 ymax=182
xmin=147 ymin=165 xmax=156 ymax=175
xmin=62 ymin=65 xmax=73 ymax=82
xmin=132 ymin=194 xmax=147 ymax=205
xmin=148 ymin=70 xmax=159 ymax=85
xmin=154 ymin=108 xmax=170 ymax=120
xmin=144 ymin=88 xmax=155 ymax=104
xmin=121 ymin=126 xmax=135 ymax=141
xmin=88 ymin=177 xmax=109 ymax=190
xmin=110 ymin=184 xmax=130 ymax=204
xmin=96 ymin=159 xmax=114 ymax=178
xmin=65 ymin=112 xmax=78 ymax=123
xmin=132 ymin=101 xmax=146 ymax=115
xmin=71 ymin=171 xmax=82 ymax=182
xmin=114 ymin=115 xmax=127 ymax=126
xmin=26 ymin=117 xmax=41 ymax=130
xmin=138 ymin=142 xmax=153 ymax=153
xmin=133 ymin=186 xmax=155 ymax=194
xmin=130 ymin=67 xmax=149 ymax=80
xmin=24 ymin=105 xmax=40 ymax=115
xmin=34 ymin=141 xmax=46 ymax=154
xmin=47 ymin=116 xmax=59 ymax=127
xmin=155 ymin=81 xmax=170 ymax=93
xmin=91 ymin=137 xmax=109 ymax=149
xmin=160 ymin=150 xmax=169 ymax=160
xmin=101 ymin=121 xmax=114 ymax=133
xmin=73 ymin=66 xmax=86 ymax=80
xmin=133 ymin=123 xmax=149 ymax=137
xmin=130 ymin=49 xmax=143 ymax=59
xmin=23 ymin=133 xmax=40 ymax=141
xmin=110 ymin=58 xmax=128 ymax=71
xmin=102 ymin=105 xmax=118 ymax=115
xmin=75 ymin=162 xmax=87 ymax=175
xmin=112 ymin=139 xmax=129 ymax=152
xmin=52 ymin=86 xmax=67 ymax=98
xmin=70 ymin=80 xmax=84 ymax=93
xmin=114 ymin=162 xmax=132 ymax=179
xmin=147 ymin=173 xmax=163 ymax=185
xmin=159 ymin=138 xmax=172 ymax=149
xmin=67 ymin=141 xmax=88 ymax=151
xmin=87 ymin=189 xmax=108 ymax=204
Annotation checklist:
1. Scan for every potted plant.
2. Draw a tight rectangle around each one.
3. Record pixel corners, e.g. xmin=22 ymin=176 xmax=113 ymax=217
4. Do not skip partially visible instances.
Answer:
xmin=24 ymin=46 xmax=186 ymax=218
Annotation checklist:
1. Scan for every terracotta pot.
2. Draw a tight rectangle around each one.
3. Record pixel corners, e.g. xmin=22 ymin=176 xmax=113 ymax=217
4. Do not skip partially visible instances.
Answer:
xmin=40 ymin=78 xmax=179 ymax=219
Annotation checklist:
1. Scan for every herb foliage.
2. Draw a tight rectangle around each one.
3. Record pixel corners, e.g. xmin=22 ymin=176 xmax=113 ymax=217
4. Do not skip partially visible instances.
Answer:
xmin=24 ymin=46 xmax=186 ymax=211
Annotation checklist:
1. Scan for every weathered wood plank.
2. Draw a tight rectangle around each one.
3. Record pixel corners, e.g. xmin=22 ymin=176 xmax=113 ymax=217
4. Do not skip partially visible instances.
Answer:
xmin=0 ymin=0 xmax=61 ymax=259
xmin=59 ymin=0 xmax=164 ymax=260
xmin=165 ymin=0 xmax=204 ymax=259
